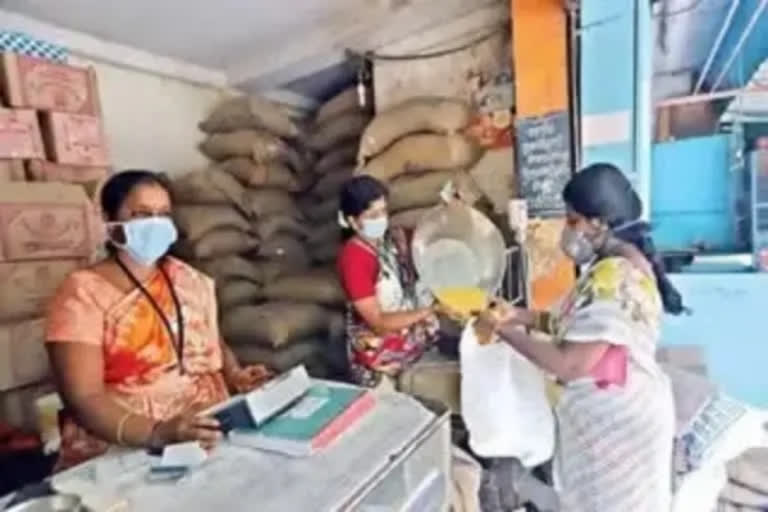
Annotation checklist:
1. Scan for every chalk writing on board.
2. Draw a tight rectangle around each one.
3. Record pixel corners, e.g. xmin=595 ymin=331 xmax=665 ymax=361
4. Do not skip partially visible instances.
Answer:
xmin=515 ymin=111 xmax=572 ymax=216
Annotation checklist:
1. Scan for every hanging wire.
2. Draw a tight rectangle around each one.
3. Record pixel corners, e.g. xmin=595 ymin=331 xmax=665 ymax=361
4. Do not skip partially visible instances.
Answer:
xmin=345 ymin=26 xmax=504 ymax=62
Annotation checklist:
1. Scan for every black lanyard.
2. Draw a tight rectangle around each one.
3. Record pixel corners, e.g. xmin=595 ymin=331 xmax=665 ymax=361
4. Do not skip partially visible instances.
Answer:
xmin=115 ymin=257 xmax=185 ymax=374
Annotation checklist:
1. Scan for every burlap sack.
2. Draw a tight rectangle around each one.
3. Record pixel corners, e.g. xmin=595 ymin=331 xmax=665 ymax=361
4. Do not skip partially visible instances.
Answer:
xmin=308 ymin=112 xmax=369 ymax=153
xmin=311 ymin=166 xmax=353 ymax=199
xmin=199 ymin=95 xmax=301 ymax=139
xmin=232 ymin=339 xmax=326 ymax=375
xmin=299 ymin=196 xmax=338 ymax=224
xmin=316 ymin=87 xmax=360 ymax=124
xmin=310 ymin=240 xmax=341 ymax=265
xmin=314 ymin=143 xmax=358 ymax=175
xmin=307 ymin=220 xmax=341 ymax=248
xmin=218 ymin=158 xmax=301 ymax=192
xmin=216 ymin=279 xmax=264 ymax=310
xmin=359 ymin=134 xmax=480 ymax=182
xmin=244 ymin=189 xmax=301 ymax=219
xmin=255 ymin=214 xmax=309 ymax=241
xmin=263 ymin=268 xmax=344 ymax=306
xmin=387 ymin=170 xmax=455 ymax=212
xmin=391 ymin=207 xmax=433 ymax=229
xmin=467 ymin=148 xmax=517 ymax=214
xmin=175 ymin=229 xmax=258 ymax=260
xmin=358 ymin=97 xmax=471 ymax=162
xmin=221 ymin=302 xmax=329 ymax=348
xmin=171 ymin=169 xmax=250 ymax=215
xmin=259 ymin=235 xmax=311 ymax=269
xmin=195 ymin=256 xmax=264 ymax=283
xmin=173 ymin=205 xmax=251 ymax=241
xmin=200 ymin=130 xmax=306 ymax=172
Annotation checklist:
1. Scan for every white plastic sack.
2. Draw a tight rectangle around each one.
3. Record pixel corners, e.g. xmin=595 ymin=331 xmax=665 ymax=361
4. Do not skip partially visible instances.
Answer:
xmin=460 ymin=321 xmax=555 ymax=467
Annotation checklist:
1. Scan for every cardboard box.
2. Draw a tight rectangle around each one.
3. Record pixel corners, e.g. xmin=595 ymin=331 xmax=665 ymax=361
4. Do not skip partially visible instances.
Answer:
xmin=0 ymin=159 xmax=25 ymax=182
xmin=0 ymin=108 xmax=45 ymax=159
xmin=0 ymin=318 xmax=49 ymax=391
xmin=40 ymin=111 xmax=110 ymax=167
xmin=0 ymin=52 xmax=100 ymax=115
xmin=26 ymin=159 xmax=109 ymax=186
xmin=0 ymin=381 xmax=56 ymax=431
xmin=0 ymin=182 xmax=97 ymax=262
xmin=0 ymin=259 xmax=82 ymax=322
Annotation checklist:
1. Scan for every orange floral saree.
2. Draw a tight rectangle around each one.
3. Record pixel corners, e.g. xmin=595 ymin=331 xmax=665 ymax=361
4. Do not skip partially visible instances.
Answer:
xmin=46 ymin=257 xmax=229 ymax=470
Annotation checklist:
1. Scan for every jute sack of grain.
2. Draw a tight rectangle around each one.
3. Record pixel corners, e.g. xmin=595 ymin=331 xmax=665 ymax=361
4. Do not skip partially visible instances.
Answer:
xmin=245 ymin=189 xmax=301 ymax=219
xmin=314 ymin=143 xmax=358 ymax=175
xmin=391 ymin=207 xmax=434 ymax=229
xmin=263 ymin=268 xmax=344 ymax=306
xmin=467 ymin=148 xmax=517 ymax=214
xmin=299 ymin=196 xmax=338 ymax=224
xmin=195 ymin=256 xmax=264 ymax=284
xmin=200 ymin=130 xmax=306 ymax=173
xmin=171 ymin=169 xmax=250 ymax=215
xmin=310 ymin=240 xmax=341 ymax=265
xmin=316 ymin=87 xmax=360 ymax=125
xmin=221 ymin=302 xmax=329 ymax=348
xmin=199 ymin=95 xmax=301 ymax=139
xmin=232 ymin=340 xmax=326 ymax=375
xmin=307 ymin=112 xmax=369 ymax=153
xmin=359 ymin=134 xmax=480 ymax=182
xmin=255 ymin=214 xmax=309 ymax=241
xmin=259 ymin=235 xmax=311 ymax=269
xmin=311 ymin=166 xmax=354 ymax=199
xmin=216 ymin=279 xmax=264 ymax=310
xmin=358 ymin=97 xmax=471 ymax=162
xmin=175 ymin=229 xmax=258 ymax=260
xmin=173 ymin=205 xmax=251 ymax=241
xmin=388 ymin=170 xmax=483 ymax=213
xmin=218 ymin=158 xmax=301 ymax=192
xmin=307 ymin=220 xmax=341 ymax=248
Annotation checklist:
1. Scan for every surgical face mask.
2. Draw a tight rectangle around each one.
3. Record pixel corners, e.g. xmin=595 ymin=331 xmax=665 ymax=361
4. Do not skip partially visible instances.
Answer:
xmin=360 ymin=216 xmax=388 ymax=240
xmin=559 ymin=226 xmax=595 ymax=265
xmin=110 ymin=216 xmax=178 ymax=266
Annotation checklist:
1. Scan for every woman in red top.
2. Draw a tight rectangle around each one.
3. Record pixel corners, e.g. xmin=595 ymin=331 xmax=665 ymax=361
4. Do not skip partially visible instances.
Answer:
xmin=336 ymin=176 xmax=439 ymax=388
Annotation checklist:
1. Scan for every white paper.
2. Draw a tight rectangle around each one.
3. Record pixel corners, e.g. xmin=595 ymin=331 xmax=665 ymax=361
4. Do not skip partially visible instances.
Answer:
xmin=158 ymin=442 xmax=208 ymax=468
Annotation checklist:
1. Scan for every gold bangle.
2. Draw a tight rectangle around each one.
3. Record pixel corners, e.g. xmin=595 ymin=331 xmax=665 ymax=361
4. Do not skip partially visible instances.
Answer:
xmin=116 ymin=412 xmax=134 ymax=446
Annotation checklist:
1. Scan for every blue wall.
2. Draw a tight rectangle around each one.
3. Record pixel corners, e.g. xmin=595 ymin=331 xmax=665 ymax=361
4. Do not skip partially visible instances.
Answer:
xmin=651 ymin=135 xmax=736 ymax=251
xmin=662 ymin=273 xmax=768 ymax=407
xmin=710 ymin=0 xmax=768 ymax=90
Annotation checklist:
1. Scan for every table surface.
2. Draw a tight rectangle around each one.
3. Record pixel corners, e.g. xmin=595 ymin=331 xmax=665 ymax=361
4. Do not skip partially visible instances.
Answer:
xmin=48 ymin=391 xmax=438 ymax=512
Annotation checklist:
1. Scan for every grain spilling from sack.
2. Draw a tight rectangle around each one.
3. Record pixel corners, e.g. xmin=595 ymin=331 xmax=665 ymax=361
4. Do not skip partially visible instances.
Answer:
xmin=358 ymin=97 xmax=471 ymax=162
xmin=308 ymin=111 xmax=370 ymax=153
xmin=200 ymin=130 xmax=306 ymax=172
xmin=171 ymin=169 xmax=250 ymax=214
xmin=311 ymin=166 xmax=354 ymax=199
xmin=216 ymin=280 xmax=264 ymax=310
xmin=359 ymin=134 xmax=480 ymax=182
xmin=245 ymin=189 xmax=301 ymax=219
xmin=314 ymin=143 xmax=358 ymax=175
xmin=199 ymin=95 xmax=301 ymax=139
xmin=255 ymin=214 xmax=309 ymax=241
xmin=173 ymin=205 xmax=252 ymax=241
xmin=262 ymin=268 xmax=345 ymax=306
xmin=174 ymin=229 xmax=258 ymax=260
xmin=221 ymin=302 xmax=329 ymax=348
xmin=218 ymin=158 xmax=302 ymax=192
xmin=315 ymin=87 xmax=361 ymax=125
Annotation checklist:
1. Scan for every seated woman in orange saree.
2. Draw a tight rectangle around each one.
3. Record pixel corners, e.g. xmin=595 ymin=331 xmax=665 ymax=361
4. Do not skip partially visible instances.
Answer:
xmin=46 ymin=170 xmax=270 ymax=471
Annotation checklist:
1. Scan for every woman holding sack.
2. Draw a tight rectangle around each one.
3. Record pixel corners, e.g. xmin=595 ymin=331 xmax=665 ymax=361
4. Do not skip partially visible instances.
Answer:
xmin=45 ymin=170 xmax=272 ymax=471
xmin=336 ymin=175 xmax=443 ymax=389
xmin=475 ymin=163 xmax=680 ymax=512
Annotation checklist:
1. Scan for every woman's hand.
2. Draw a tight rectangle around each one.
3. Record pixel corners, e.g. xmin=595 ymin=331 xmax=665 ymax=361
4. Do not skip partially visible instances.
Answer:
xmin=155 ymin=413 xmax=222 ymax=450
xmin=226 ymin=364 xmax=273 ymax=394
xmin=473 ymin=299 xmax=516 ymax=344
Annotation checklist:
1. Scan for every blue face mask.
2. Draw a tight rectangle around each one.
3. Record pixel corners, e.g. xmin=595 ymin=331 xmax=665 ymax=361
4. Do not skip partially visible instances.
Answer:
xmin=111 ymin=217 xmax=178 ymax=266
xmin=361 ymin=216 xmax=388 ymax=240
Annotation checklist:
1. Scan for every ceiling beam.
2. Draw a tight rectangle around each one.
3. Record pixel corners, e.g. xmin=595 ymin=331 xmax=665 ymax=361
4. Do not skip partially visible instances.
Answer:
xmin=228 ymin=0 xmax=507 ymax=91
xmin=0 ymin=9 xmax=227 ymax=88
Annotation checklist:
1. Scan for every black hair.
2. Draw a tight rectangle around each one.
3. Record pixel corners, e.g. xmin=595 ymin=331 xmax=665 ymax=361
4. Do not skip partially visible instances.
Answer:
xmin=563 ymin=163 xmax=685 ymax=315
xmin=100 ymin=169 xmax=172 ymax=221
xmin=338 ymin=175 xmax=388 ymax=238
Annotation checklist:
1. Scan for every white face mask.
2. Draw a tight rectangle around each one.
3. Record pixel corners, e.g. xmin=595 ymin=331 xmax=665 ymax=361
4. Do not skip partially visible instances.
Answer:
xmin=360 ymin=216 xmax=388 ymax=240
xmin=559 ymin=226 xmax=595 ymax=265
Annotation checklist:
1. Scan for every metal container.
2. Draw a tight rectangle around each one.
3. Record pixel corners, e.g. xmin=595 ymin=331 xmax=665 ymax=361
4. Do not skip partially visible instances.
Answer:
xmin=5 ymin=494 xmax=83 ymax=512
xmin=411 ymin=202 xmax=506 ymax=296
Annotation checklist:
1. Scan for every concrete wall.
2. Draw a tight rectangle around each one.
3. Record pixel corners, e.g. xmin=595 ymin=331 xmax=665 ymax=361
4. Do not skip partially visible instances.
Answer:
xmin=69 ymin=56 xmax=226 ymax=176
xmin=663 ymin=273 xmax=768 ymax=408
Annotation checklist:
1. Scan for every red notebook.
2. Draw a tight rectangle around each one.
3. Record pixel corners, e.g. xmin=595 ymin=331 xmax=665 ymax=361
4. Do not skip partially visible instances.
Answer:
xmin=591 ymin=345 xmax=628 ymax=389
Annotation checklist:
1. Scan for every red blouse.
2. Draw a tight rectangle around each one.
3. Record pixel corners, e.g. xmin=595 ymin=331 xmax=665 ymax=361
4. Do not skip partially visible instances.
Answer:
xmin=337 ymin=239 xmax=379 ymax=301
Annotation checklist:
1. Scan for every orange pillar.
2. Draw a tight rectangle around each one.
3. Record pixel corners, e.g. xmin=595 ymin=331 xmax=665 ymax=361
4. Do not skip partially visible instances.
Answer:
xmin=511 ymin=0 xmax=574 ymax=310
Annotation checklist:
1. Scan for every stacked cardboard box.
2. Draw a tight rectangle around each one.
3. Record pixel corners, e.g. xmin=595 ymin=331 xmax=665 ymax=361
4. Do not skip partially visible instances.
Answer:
xmin=0 ymin=50 xmax=108 ymax=436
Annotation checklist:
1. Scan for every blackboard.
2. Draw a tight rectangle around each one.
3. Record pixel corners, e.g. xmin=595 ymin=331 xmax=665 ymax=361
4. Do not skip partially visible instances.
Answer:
xmin=515 ymin=111 xmax=572 ymax=216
